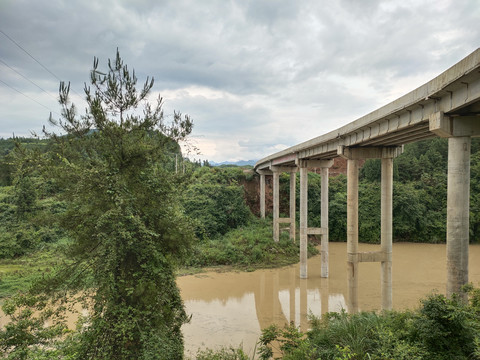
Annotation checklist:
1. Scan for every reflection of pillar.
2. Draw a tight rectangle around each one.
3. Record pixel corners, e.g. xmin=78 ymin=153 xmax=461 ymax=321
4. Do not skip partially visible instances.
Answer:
xmin=289 ymin=268 xmax=296 ymax=324
xmin=321 ymin=167 xmax=329 ymax=278
xmin=299 ymin=166 xmax=308 ymax=279
xmin=300 ymin=278 xmax=308 ymax=331
xmin=447 ymin=136 xmax=471 ymax=300
xmin=347 ymin=159 xmax=359 ymax=313
xmin=273 ymin=171 xmax=280 ymax=242
xmin=381 ymin=157 xmax=393 ymax=310
xmin=273 ymin=272 xmax=279 ymax=323
xmin=290 ymin=172 xmax=296 ymax=241
xmin=260 ymin=173 xmax=266 ymax=218
xmin=320 ymin=278 xmax=329 ymax=316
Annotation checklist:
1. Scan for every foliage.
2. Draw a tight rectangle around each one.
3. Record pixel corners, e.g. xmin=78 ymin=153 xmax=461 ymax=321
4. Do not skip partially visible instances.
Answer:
xmin=183 ymin=166 xmax=253 ymax=239
xmin=194 ymin=346 xmax=250 ymax=360
xmin=0 ymin=180 xmax=66 ymax=260
xmin=256 ymin=286 xmax=480 ymax=360
xmin=185 ymin=219 xmax=318 ymax=269
xmin=0 ymin=293 xmax=68 ymax=360
xmin=183 ymin=180 xmax=252 ymax=239
xmin=0 ymin=50 xmax=194 ymax=359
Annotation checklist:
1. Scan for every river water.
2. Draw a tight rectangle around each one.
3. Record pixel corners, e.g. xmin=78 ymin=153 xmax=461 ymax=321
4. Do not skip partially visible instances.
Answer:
xmin=179 ymin=242 xmax=480 ymax=358
xmin=1 ymin=242 xmax=479 ymax=357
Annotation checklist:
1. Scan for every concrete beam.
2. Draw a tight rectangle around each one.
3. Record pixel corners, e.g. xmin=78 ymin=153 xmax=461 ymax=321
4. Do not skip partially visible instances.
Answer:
xmin=296 ymin=159 xmax=334 ymax=168
xmin=271 ymin=166 xmax=298 ymax=173
xmin=338 ymin=145 xmax=403 ymax=160
xmin=348 ymin=251 xmax=389 ymax=263
xmin=272 ymin=153 xmax=297 ymax=166
xmin=430 ymin=111 xmax=480 ymax=137
xmin=307 ymin=227 xmax=327 ymax=235
xmin=257 ymin=169 xmax=273 ymax=175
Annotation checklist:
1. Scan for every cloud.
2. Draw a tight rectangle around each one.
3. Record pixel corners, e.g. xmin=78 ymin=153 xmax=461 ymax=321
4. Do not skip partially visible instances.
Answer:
xmin=0 ymin=0 xmax=479 ymax=161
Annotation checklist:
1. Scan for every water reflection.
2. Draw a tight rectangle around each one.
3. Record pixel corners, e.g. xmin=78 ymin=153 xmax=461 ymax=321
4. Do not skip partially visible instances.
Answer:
xmin=179 ymin=242 xmax=480 ymax=357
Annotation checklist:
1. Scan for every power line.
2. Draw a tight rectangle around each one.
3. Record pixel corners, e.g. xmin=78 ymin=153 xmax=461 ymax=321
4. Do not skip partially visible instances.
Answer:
xmin=0 ymin=29 xmax=84 ymax=99
xmin=0 ymin=57 xmax=59 ymax=102
xmin=0 ymin=29 xmax=62 ymax=82
xmin=0 ymin=78 xmax=60 ymax=116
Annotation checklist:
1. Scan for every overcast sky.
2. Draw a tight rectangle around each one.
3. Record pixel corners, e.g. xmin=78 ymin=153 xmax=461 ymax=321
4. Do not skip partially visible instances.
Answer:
xmin=1 ymin=0 xmax=479 ymax=162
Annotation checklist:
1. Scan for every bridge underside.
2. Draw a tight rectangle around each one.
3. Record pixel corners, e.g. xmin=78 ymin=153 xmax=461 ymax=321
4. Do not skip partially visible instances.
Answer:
xmin=255 ymin=49 xmax=480 ymax=312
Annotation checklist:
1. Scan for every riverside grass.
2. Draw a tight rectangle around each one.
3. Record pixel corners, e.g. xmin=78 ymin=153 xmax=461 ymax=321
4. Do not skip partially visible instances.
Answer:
xmin=0 ymin=219 xmax=318 ymax=299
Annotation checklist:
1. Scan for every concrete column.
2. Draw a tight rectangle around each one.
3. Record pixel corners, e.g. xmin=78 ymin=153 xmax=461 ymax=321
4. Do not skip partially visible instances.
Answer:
xmin=260 ymin=173 xmax=266 ymax=219
xmin=447 ymin=136 xmax=471 ymax=300
xmin=290 ymin=172 xmax=296 ymax=241
xmin=381 ymin=157 xmax=393 ymax=310
xmin=347 ymin=159 xmax=359 ymax=313
xmin=273 ymin=171 xmax=280 ymax=242
xmin=299 ymin=166 xmax=308 ymax=279
xmin=321 ymin=167 xmax=329 ymax=278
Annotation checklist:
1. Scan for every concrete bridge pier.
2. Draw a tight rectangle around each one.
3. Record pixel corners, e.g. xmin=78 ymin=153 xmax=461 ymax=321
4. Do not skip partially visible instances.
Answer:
xmin=430 ymin=111 xmax=479 ymax=300
xmin=257 ymin=169 xmax=272 ymax=219
xmin=381 ymin=156 xmax=393 ymax=310
xmin=296 ymin=159 xmax=334 ymax=279
xmin=447 ymin=136 xmax=470 ymax=299
xmin=271 ymin=166 xmax=297 ymax=242
xmin=346 ymin=158 xmax=359 ymax=312
xmin=339 ymin=146 xmax=401 ymax=312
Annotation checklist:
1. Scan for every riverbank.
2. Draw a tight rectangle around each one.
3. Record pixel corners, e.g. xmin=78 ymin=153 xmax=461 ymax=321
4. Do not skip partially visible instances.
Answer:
xmin=0 ymin=220 xmax=319 ymax=299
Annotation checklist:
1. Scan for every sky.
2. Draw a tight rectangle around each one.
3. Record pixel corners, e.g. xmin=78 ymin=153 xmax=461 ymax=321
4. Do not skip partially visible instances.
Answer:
xmin=0 ymin=0 xmax=479 ymax=163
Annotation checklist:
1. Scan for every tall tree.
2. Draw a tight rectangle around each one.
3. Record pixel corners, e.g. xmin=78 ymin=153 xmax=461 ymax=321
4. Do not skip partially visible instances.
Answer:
xmin=41 ymin=50 xmax=194 ymax=359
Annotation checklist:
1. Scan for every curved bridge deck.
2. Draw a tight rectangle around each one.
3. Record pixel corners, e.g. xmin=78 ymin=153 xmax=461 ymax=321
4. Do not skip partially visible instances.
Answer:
xmin=254 ymin=48 xmax=480 ymax=312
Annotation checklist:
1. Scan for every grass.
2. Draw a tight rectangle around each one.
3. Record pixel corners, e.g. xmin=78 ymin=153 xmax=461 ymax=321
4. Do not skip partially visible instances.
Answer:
xmin=0 ymin=240 xmax=69 ymax=299
xmin=184 ymin=219 xmax=319 ymax=271
xmin=0 ymin=220 xmax=318 ymax=299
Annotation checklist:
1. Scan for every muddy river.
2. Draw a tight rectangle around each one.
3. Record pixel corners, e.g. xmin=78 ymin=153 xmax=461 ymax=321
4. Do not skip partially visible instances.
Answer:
xmin=1 ymin=242 xmax=479 ymax=358
xmin=179 ymin=242 xmax=480 ymax=358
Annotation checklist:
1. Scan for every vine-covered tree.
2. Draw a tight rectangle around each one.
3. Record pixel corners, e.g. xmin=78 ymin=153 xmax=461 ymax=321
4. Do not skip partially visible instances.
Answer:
xmin=15 ymin=50 xmax=195 ymax=359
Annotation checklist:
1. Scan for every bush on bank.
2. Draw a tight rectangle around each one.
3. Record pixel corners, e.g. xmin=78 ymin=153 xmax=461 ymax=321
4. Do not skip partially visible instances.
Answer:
xmin=185 ymin=219 xmax=319 ymax=269
xmin=255 ymin=285 xmax=480 ymax=360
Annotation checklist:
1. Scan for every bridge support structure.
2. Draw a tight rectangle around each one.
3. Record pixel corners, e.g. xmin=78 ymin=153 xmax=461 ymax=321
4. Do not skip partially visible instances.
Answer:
xmin=296 ymin=159 xmax=334 ymax=279
xmin=430 ymin=112 xmax=480 ymax=300
xmin=338 ymin=146 xmax=402 ymax=312
xmin=257 ymin=169 xmax=272 ymax=219
xmin=270 ymin=166 xmax=297 ymax=243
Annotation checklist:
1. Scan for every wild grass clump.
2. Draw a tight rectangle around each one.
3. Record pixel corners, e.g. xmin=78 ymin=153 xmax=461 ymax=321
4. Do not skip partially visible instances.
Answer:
xmin=194 ymin=346 xmax=251 ymax=360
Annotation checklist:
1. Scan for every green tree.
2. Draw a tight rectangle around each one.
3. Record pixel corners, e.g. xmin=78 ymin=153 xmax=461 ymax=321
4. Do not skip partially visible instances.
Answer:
xmin=4 ymin=50 xmax=195 ymax=359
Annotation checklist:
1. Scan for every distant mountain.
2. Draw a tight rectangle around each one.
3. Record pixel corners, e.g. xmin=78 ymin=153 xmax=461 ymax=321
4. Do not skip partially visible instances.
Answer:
xmin=210 ymin=159 xmax=257 ymax=167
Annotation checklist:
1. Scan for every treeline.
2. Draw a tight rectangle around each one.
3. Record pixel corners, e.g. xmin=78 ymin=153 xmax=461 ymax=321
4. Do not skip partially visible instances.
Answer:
xmin=0 ymin=137 xmax=315 ymax=268
xmin=275 ymin=137 xmax=480 ymax=244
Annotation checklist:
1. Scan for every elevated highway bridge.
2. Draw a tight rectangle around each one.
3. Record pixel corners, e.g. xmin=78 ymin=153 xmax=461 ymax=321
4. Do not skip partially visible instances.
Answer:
xmin=254 ymin=48 xmax=480 ymax=312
